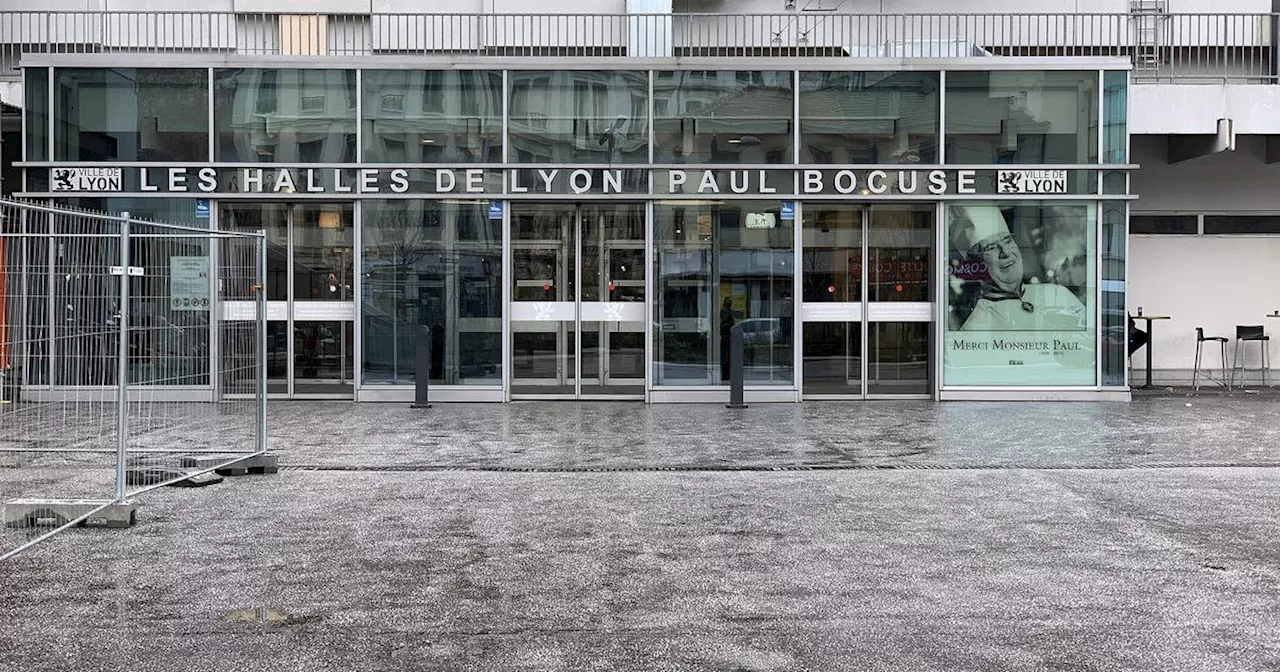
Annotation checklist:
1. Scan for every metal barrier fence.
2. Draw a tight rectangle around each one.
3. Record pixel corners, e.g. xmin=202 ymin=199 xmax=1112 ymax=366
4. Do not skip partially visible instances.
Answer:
xmin=0 ymin=11 xmax=1277 ymax=82
xmin=0 ymin=199 xmax=267 ymax=561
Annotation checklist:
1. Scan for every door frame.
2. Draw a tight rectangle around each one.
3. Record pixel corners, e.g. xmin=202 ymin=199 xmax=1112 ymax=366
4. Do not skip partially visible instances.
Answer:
xmin=507 ymin=201 xmax=647 ymax=401
xmin=799 ymin=201 xmax=937 ymax=401
xmin=220 ymin=200 xmax=356 ymax=400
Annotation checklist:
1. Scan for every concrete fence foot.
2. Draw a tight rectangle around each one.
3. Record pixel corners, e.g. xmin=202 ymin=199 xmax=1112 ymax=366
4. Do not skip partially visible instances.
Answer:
xmin=3 ymin=499 xmax=137 ymax=529
xmin=179 ymin=454 xmax=278 ymax=477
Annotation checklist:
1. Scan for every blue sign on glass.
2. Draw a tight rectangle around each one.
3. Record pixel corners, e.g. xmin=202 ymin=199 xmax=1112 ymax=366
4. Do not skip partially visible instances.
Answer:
xmin=488 ymin=200 xmax=504 ymax=220
xmin=780 ymin=200 xmax=795 ymax=220
xmin=195 ymin=199 xmax=210 ymax=219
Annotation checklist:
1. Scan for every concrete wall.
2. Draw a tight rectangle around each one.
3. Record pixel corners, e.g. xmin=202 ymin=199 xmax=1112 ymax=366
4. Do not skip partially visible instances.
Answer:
xmin=1131 ymin=86 xmax=1280 ymax=135
xmin=1129 ymin=133 xmax=1280 ymax=383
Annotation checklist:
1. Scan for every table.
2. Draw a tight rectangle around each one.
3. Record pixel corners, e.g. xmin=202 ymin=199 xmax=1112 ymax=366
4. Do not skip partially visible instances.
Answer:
xmin=1132 ymin=315 xmax=1170 ymax=389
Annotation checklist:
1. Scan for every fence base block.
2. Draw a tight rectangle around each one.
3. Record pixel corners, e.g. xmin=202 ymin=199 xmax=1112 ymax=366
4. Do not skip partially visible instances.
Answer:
xmin=179 ymin=454 xmax=279 ymax=477
xmin=4 ymin=499 xmax=137 ymax=529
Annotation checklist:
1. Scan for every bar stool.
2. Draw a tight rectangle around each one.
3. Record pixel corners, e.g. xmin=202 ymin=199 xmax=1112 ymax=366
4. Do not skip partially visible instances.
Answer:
xmin=1192 ymin=327 xmax=1229 ymax=390
xmin=1230 ymin=325 xmax=1271 ymax=389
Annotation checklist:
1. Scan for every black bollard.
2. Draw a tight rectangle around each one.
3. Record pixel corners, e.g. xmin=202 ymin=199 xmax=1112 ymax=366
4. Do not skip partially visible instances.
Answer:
xmin=726 ymin=322 xmax=747 ymax=409
xmin=410 ymin=325 xmax=432 ymax=409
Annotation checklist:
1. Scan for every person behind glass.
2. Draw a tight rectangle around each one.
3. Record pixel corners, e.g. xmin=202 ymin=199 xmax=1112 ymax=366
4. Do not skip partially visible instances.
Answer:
xmin=955 ymin=204 xmax=1087 ymax=332
xmin=779 ymin=291 xmax=793 ymax=344
xmin=720 ymin=296 xmax=736 ymax=382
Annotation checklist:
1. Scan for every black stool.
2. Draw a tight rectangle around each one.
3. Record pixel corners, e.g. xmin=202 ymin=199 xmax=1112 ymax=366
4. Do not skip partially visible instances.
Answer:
xmin=1192 ymin=327 xmax=1228 ymax=390
xmin=1230 ymin=325 xmax=1270 ymax=389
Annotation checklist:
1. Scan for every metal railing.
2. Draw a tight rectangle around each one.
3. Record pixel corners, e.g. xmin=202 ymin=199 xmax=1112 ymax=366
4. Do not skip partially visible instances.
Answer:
xmin=0 ymin=11 xmax=1275 ymax=83
xmin=0 ymin=199 xmax=268 ymax=561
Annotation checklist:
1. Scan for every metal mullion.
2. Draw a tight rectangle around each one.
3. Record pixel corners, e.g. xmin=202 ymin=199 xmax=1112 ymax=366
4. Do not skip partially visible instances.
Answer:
xmin=861 ymin=204 xmax=869 ymax=399
xmin=352 ymin=199 xmax=362 ymax=397
xmin=937 ymin=70 xmax=946 ymax=165
xmin=355 ymin=69 xmax=363 ymax=164
xmin=501 ymin=200 xmax=511 ymax=402
xmin=47 ymin=67 xmax=54 ymax=162
xmin=208 ymin=201 xmax=220 ymax=398
xmin=286 ymin=204 xmax=294 ymax=399
xmin=934 ymin=200 xmax=946 ymax=400
xmin=793 ymin=199 xmax=802 ymax=400
xmin=1095 ymin=200 xmax=1103 ymax=390
xmin=207 ymin=67 xmax=215 ymax=163
xmin=643 ymin=199 xmax=652 ymax=403
xmin=502 ymin=69 xmax=510 ymax=164
xmin=574 ymin=205 xmax=582 ymax=399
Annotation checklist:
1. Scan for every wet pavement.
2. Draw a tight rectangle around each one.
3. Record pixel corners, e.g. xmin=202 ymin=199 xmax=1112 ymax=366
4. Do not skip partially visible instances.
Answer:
xmin=3 ymin=397 xmax=1280 ymax=671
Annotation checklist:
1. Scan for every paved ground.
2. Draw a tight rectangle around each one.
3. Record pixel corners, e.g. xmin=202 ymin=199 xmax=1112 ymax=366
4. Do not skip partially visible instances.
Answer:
xmin=4 ymin=396 xmax=1280 ymax=671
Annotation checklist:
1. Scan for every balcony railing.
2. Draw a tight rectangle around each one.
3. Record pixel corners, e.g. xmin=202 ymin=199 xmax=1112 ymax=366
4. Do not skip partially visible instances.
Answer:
xmin=0 ymin=11 xmax=1276 ymax=84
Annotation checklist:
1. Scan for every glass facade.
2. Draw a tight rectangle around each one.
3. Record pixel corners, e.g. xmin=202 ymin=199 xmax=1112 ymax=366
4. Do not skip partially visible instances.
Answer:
xmin=55 ymin=68 xmax=209 ymax=162
xmin=798 ymin=71 xmax=939 ymax=164
xmin=363 ymin=70 xmax=503 ymax=163
xmin=21 ymin=65 xmax=1131 ymax=400
xmin=943 ymin=202 xmax=1097 ymax=386
xmin=652 ymin=71 xmax=793 ymax=164
xmin=361 ymin=200 xmax=502 ymax=385
xmin=24 ymin=67 xmax=48 ymax=163
xmin=508 ymin=70 xmax=649 ymax=163
xmin=653 ymin=200 xmax=794 ymax=386
xmin=215 ymin=68 xmax=357 ymax=163
xmin=945 ymin=70 xmax=1098 ymax=164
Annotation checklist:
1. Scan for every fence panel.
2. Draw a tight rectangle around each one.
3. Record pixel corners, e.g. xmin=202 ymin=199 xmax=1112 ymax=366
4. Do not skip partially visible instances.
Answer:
xmin=0 ymin=199 xmax=266 ymax=561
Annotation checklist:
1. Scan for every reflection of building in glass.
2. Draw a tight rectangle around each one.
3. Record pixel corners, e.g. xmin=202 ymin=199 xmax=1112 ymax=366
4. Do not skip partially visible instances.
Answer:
xmin=216 ymin=69 xmax=357 ymax=163
xmin=361 ymin=201 xmax=502 ymax=385
xmin=798 ymin=72 xmax=938 ymax=164
xmin=653 ymin=71 xmax=793 ymax=164
xmin=362 ymin=70 xmax=503 ymax=163
xmin=507 ymin=71 xmax=648 ymax=163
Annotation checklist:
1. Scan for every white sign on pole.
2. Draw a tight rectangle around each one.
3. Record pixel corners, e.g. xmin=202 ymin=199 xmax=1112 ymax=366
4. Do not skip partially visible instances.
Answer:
xmin=170 ymin=256 xmax=210 ymax=311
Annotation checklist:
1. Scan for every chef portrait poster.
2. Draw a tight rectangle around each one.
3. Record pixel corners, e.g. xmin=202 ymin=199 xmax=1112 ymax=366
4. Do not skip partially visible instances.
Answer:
xmin=944 ymin=202 xmax=1097 ymax=386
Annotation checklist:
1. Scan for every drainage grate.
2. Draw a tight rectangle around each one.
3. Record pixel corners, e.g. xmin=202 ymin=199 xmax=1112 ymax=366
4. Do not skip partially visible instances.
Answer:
xmin=280 ymin=461 xmax=1280 ymax=474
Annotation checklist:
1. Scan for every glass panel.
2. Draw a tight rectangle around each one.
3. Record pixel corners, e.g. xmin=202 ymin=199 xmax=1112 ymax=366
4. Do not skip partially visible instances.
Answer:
xmin=512 ymin=204 xmax=575 ymax=301
xmin=24 ymin=67 xmax=48 ymax=162
xmin=652 ymin=71 xmax=793 ymax=164
xmin=1103 ymin=71 xmax=1127 ymax=164
xmin=221 ymin=203 xmax=289 ymax=301
xmin=55 ymin=68 xmax=208 ymax=162
xmin=1131 ymin=215 xmax=1197 ymax=235
xmin=214 ymin=69 xmax=357 ymax=163
xmin=292 ymin=204 xmax=353 ymax=301
xmin=511 ymin=203 xmax=576 ymax=396
xmin=868 ymin=205 xmax=932 ymax=302
xmin=512 ymin=327 xmax=575 ymax=396
xmin=362 ymin=70 xmax=502 ymax=163
xmin=654 ymin=200 xmax=794 ymax=386
xmin=52 ymin=218 xmax=120 ymax=385
xmin=799 ymin=71 xmax=939 ymax=164
xmin=1101 ymin=201 xmax=1127 ymax=387
xmin=801 ymin=204 xmax=862 ymax=302
xmin=1204 ymin=215 xmax=1280 ymax=234
xmin=266 ymin=321 xmax=289 ymax=395
xmin=945 ymin=71 xmax=1099 ymax=164
xmin=508 ymin=71 xmax=649 ymax=163
xmin=802 ymin=322 xmax=861 ymax=395
xmin=18 ymin=218 xmax=50 ymax=384
xmin=581 ymin=203 xmax=645 ymax=302
xmin=361 ymin=200 xmax=502 ymax=386
xmin=944 ymin=202 xmax=1097 ymax=386
xmin=868 ymin=322 xmax=930 ymax=395
xmin=1102 ymin=170 xmax=1126 ymax=195
xmin=56 ymin=197 xmax=206 ymax=229
xmin=579 ymin=321 xmax=645 ymax=396
xmin=293 ymin=321 xmax=353 ymax=395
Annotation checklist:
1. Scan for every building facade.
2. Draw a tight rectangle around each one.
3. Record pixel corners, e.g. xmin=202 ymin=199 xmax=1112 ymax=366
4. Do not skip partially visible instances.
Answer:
xmin=24 ymin=2 xmax=1269 ymax=403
